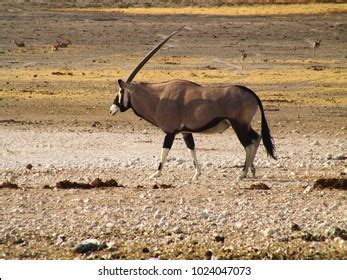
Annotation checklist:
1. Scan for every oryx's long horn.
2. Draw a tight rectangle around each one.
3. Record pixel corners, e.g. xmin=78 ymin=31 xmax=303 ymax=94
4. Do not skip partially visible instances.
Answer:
xmin=126 ymin=26 xmax=185 ymax=83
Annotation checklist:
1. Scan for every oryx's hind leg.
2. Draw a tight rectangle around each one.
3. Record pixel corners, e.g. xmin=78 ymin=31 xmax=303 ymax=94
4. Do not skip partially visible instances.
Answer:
xmin=150 ymin=133 xmax=175 ymax=178
xmin=231 ymin=123 xmax=260 ymax=180
xmin=182 ymin=133 xmax=201 ymax=181
xmin=248 ymin=129 xmax=261 ymax=178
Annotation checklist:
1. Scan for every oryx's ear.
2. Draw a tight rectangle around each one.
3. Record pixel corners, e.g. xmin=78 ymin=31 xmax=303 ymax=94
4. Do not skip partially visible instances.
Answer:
xmin=118 ymin=79 xmax=126 ymax=89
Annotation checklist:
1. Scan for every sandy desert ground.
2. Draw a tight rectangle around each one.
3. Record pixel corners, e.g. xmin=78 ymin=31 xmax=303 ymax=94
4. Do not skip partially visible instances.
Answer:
xmin=0 ymin=3 xmax=346 ymax=259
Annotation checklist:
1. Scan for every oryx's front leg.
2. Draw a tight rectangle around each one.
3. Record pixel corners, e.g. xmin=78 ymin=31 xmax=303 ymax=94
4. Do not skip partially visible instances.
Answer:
xmin=182 ymin=133 xmax=201 ymax=181
xmin=150 ymin=133 xmax=175 ymax=179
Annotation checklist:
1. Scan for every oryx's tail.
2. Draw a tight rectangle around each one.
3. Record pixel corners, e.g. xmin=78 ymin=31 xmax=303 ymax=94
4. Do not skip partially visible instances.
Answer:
xmin=257 ymin=98 xmax=277 ymax=159
xmin=238 ymin=85 xmax=277 ymax=159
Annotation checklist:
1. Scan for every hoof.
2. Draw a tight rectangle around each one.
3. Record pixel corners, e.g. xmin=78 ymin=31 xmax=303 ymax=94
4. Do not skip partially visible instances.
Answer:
xmin=190 ymin=173 xmax=200 ymax=182
xmin=149 ymin=171 xmax=161 ymax=179
xmin=238 ymin=172 xmax=247 ymax=180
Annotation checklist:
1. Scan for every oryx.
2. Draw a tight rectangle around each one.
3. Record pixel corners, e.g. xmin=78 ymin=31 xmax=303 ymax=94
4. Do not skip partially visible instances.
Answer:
xmin=110 ymin=26 xmax=276 ymax=180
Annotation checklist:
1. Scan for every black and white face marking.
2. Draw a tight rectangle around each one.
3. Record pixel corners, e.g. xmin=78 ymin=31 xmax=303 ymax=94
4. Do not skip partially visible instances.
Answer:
xmin=110 ymin=79 xmax=132 ymax=115
xmin=109 ymin=88 xmax=123 ymax=116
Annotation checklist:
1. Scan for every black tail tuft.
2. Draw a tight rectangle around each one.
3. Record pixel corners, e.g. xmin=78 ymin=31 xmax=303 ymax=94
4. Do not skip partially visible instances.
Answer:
xmin=260 ymin=106 xmax=277 ymax=160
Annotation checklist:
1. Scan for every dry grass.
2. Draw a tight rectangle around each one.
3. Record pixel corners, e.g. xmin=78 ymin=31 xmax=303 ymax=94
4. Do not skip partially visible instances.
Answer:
xmin=55 ymin=4 xmax=347 ymax=16
xmin=1 ymin=65 xmax=346 ymax=106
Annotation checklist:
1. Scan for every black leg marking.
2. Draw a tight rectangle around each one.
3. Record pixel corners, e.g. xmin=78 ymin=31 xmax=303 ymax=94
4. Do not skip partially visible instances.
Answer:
xmin=183 ymin=133 xmax=195 ymax=150
xmin=157 ymin=162 xmax=162 ymax=171
xmin=163 ymin=133 xmax=175 ymax=149
xmin=249 ymin=128 xmax=260 ymax=141
xmin=230 ymin=121 xmax=252 ymax=147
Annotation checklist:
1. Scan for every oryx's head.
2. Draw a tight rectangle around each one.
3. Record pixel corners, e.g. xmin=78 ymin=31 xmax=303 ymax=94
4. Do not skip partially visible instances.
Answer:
xmin=110 ymin=79 xmax=130 ymax=115
xmin=110 ymin=26 xmax=185 ymax=116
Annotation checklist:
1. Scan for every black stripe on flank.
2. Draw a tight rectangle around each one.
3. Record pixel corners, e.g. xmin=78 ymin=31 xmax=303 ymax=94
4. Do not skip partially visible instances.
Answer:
xmin=178 ymin=117 xmax=227 ymax=133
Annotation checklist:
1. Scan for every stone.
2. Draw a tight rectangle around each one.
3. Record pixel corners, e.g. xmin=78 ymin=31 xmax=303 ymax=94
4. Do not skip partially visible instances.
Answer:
xmin=234 ymin=222 xmax=243 ymax=229
xmin=303 ymin=185 xmax=314 ymax=194
xmin=262 ymin=228 xmax=274 ymax=237
xmin=205 ymin=249 xmax=213 ymax=260
xmin=172 ymin=226 xmax=183 ymax=234
xmin=312 ymin=140 xmax=320 ymax=146
xmin=142 ymin=247 xmax=150 ymax=253
xmin=9 ymin=175 xmax=17 ymax=183
xmin=154 ymin=209 xmax=162 ymax=219
xmin=74 ymin=239 xmax=106 ymax=254
xmin=25 ymin=164 xmax=33 ymax=170
xmin=326 ymin=227 xmax=347 ymax=240
xmin=214 ymin=235 xmax=225 ymax=243
xmin=201 ymin=209 xmax=209 ymax=219
xmin=290 ymin=223 xmax=301 ymax=231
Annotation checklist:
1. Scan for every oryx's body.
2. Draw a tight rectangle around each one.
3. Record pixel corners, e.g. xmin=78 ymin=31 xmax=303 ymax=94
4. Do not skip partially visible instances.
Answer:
xmin=117 ymin=80 xmax=258 ymax=135
xmin=110 ymin=27 xmax=276 ymax=180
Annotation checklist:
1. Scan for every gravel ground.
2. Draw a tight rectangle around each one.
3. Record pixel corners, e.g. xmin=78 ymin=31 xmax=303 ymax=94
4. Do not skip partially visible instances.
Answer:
xmin=0 ymin=124 xmax=346 ymax=259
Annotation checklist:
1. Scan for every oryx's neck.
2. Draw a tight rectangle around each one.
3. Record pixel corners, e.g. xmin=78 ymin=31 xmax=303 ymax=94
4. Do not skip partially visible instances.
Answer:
xmin=128 ymin=82 xmax=160 ymax=126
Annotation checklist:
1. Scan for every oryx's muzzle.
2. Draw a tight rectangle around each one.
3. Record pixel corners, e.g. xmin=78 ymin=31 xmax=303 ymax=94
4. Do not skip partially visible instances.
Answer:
xmin=109 ymin=104 xmax=120 ymax=116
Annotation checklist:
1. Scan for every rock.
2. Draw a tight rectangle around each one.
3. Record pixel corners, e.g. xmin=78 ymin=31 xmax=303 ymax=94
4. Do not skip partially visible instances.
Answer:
xmin=106 ymin=222 xmax=114 ymax=228
xmin=262 ymin=228 xmax=274 ymax=237
xmin=177 ymin=234 xmax=185 ymax=240
xmin=13 ymin=238 xmax=24 ymax=245
xmin=313 ymin=178 xmax=347 ymax=190
xmin=234 ymin=222 xmax=243 ymax=229
xmin=0 ymin=181 xmax=18 ymax=189
xmin=56 ymin=234 xmax=66 ymax=245
xmin=326 ymin=227 xmax=347 ymax=240
xmin=201 ymin=209 xmax=209 ymax=219
xmin=247 ymin=183 xmax=270 ymax=190
xmin=74 ymin=239 xmax=106 ymax=254
xmin=154 ymin=209 xmax=162 ymax=219
xmin=312 ymin=140 xmax=320 ymax=146
xmin=25 ymin=164 xmax=33 ymax=170
xmin=174 ymin=158 xmax=186 ymax=165
xmin=214 ymin=235 xmax=225 ymax=243
xmin=106 ymin=241 xmax=116 ymax=251
xmin=335 ymin=154 xmax=346 ymax=160
xmin=9 ymin=175 xmax=17 ymax=183
xmin=279 ymin=235 xmax=290 ymax=242
xmin=205 ymin=249 xmax=213 ymax=260
xmin=290 ymin=223 xmax=301 ymax=231
xmin=334 ymin=237 xmax=345 ymax=249
xmin=303 ymin=185 xmax=314 ymax=194
xmin=172 ymin=226 xmax=183 ymax=234
xmin=301 ymin=231 xmax=325 ymax=242
xmin=91 ymin=121 xmax=102 ymax=128
xmin=142 ymin=247 xmax=150 ymax=253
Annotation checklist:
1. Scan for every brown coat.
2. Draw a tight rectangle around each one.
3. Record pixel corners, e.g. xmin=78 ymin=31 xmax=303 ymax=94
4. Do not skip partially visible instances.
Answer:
xmin=124 ymin=80 xmax=258 ymax=134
